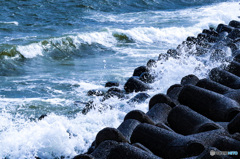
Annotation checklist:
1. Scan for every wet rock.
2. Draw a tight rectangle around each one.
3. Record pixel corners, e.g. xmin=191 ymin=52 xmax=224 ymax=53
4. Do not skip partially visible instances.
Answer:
xmin=195 ymin=47 xmax=209 ymax=56
xmin=87 ymin=89 xmax=105 ymax=96
xmin=105 ymin=81 xmax=119 ymax=87
xmin=82 ymin=100 xmax=95 ymax=115
xmin=107 ymin=143 xmax=162 ymax=159
xmin=168 ymin=105 xmax=221 ymax=135
xmin=188 ymin=129 xmax=229 ymax=146
xmin=181 ymin=74 xmax=199 ymax=86
xmin=186 ymin=36 xmax=198 ymax=43
xmin=95 ymin=127 xmax=128 ymax=147
xmin=117 ymin=119 xmax=140 ymax=142
xmin=132 ymin=143 xmax=153 ymax=153
xmin=124 ymin=77 xmax=151 ymax=93
xmin=147 ymin=59 xmax=157 ymax=68
xmin=228 ymin=113 xmax=240 ymax=134
xmin=197 ymin=147 xmax=226 ymax=159
xmin=166 ymin=49 xmax=180 ymax=58
xmin=124 ymin=110 xmax=155 ymax=125
xmin=158 ymin=53 xmax=169 ymax=61
xmin=226 ymin=60 xmax=240 ymax=77
xmin=131 ymin=123 xmax=204 ymax=159
xmin=216 ymin=24 xmax=234 ymax=33
xmin=102 ymin=88 xmax=125 ymax=101
xmin=197 ymin=33 xmax=217 ymax=43
xmin=133 ymin=66 xmax=149 ymax=76
xmin=210 ymin=49 xmax=227 ymax=62
xmin=127 ymin=93 xmax=150 ymax=104
xmin=166 ymin=84 xmax=183 ymax=103
xmin=212 ymin=137 xmax=240 ymax=159
xmin=107 ymin=87 xmax=123 ymax=93
xmin=139 ymin=72 xmax=155 ymax=83
xmin=229 ymin=20 xmax=240 ymax=28
xmin=146 ymin=103 xmax=172 ymax=124
xmin=202 ymin=29 xmax=219 ymax=37
xmin=227 ymin=42 xmax=239 ymax=53
xmin=149 ymin=93 xmax=176 ymax=110
xmin=228 ymin=29 xmax=240 ymax=40
xmin=38 ymin=114 xmax=47 ymax=120
xmin=91 ymin=140 xmax=119 ymax=159
xmin=73 ymin=154 xmax=94 ymax=159
xmin=155 ymin=122 xmax=174 ymax=132
xmin=196 ymin=78 xmax=232 ymax=94
xmin=178 ymin=85 xmax=240 ymax=121
xmin=234 ymin=53 xmax=240 ymax=62
xmin=209 ymin=67 xmax=240 ymax=89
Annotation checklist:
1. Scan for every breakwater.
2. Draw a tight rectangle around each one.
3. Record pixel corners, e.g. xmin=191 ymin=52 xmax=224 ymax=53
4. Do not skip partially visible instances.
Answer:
xmin=74 ymin=20 xmax=240 ymax=159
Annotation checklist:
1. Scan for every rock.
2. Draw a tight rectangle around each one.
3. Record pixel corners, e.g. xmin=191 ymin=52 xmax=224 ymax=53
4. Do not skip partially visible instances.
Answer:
xmin=146 ymin=103 xmax=172 ymax=124
xmin=102 ymin=88 xmax=125 ymax=101
xmin=195 ymin=47 xmax=209 ymax=56
xmin=226 ymin=60 xmax=240 ymax=77
xmin=202 ymin=29 xmax=219 ymax=37
xmin=148 ymin=93 xmax=176 ymax=110
xmin=166 ymin=49 xmax=180 ymax=58
xmin=127 ymin=93 xmax=150 ymax=104
xmin=146 ymin=59 xmax=157 ymax=68
xmin=166 ymin=84 xmax=183 ymax=103
xmin=210 ymin=49 xmax=227 ymax=62
xmin=178 ymin=85 xmax=240 ymax=121
xmin=229 ymin=20 xmax=240 ymax=28
xmin=124 ymin=77 xmax=151 ymax=93
xmin=188 ymin=129 xmax=229 ymax=146
xmin=105 ymin=81 xmax=119 ymax=87
xmin=124 ymin=110 xmax=155 ymax=125
xmin=131 ymin=123 xmax=204 ymax=159
xmin=197 ymin=33 xmax=217 ymax=43
xmin=133 ymin=66 xmax=149 ymax=76
xmin=107 ymin=143 xmax=162 ymax=159
xmin=158 ymin=53 xmax=169 ymax=61
xmin=107 ymin=87 xmax=123 ymax=93
xmin=227 ymin=42 xmax=239 ymax=53
xmin=73 ymin=154 xmax=94 ymax=159
xmin=87 ymin=89 xmax=105 ymax=96
xmin=117 ymin=119 xmax=140 ymax=142
xmin=216 ymin=24 xmax=234 ymax=33
xmin=228 ymin=113 xmax=240 ymax=134
xmin=168 ymin=105 xmax=221 ymax=135
xmin=155 ymin=122 xmax=174 ymax=132
xmin=197 ymin=147 xmax=225 ymax=159
xmin=196 ymin=78 xmax=232 ymax=94
xmin=209 ymin=67 xmax=240 ymax=89
xmin=95 ymin=127 xmax=128 ymax=147
xmin=91 ymin=140 xmax=119 ymax=159
xmin=186 ymin=36 xmax=198 ymax=43
xmin=181 ymin=74 xmax=199 ymax=86
xmin=228 ymin=29 xmax=240 ymax=40
xmin=139 ymin=72 xmax=155 ymax=83
xmin=38 ymin=114 xmax=47 ymax=120
xmin=212 ymin=137 xmax=240 ymax=159
xmin=234 ymin=53 xmax=240 ymax=62
xmin=82 ymin=101 xmax=95 ymax=115
xmin=132 ymin=143 xmax=153 ymax=153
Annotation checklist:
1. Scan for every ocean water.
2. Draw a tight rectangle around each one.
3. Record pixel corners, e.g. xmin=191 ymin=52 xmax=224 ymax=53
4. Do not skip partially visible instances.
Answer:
xmin=0 ymin=0 xmax=239 ymax=158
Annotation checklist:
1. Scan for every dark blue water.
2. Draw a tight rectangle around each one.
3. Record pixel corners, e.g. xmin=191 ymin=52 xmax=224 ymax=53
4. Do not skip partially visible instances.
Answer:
xmin=0 ymin=0 xmax=239 ymax=158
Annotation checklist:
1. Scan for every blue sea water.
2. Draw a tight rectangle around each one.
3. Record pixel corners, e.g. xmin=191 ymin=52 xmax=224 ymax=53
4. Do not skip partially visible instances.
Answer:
xmin=0 ymin=0 xmax=239 ymax=158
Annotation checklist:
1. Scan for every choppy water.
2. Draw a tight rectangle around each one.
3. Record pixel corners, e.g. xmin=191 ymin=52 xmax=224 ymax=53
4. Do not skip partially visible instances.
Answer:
xmin=0 ymin=0 xmax=239 ymax=158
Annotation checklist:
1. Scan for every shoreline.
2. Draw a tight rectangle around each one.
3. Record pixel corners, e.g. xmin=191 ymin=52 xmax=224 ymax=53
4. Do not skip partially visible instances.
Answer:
xmin=74 ymin=20 xmax=240 ymax=159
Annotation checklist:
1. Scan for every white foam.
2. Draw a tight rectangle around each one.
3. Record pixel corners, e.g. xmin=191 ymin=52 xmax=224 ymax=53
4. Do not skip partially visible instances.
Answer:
xmin=0 ymin=109 xmax=124 ymax=158
xmin=17 ymin=43 xmax=44 ymax=58
xmin=0 ymin=21 xmax=19 ymax=26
